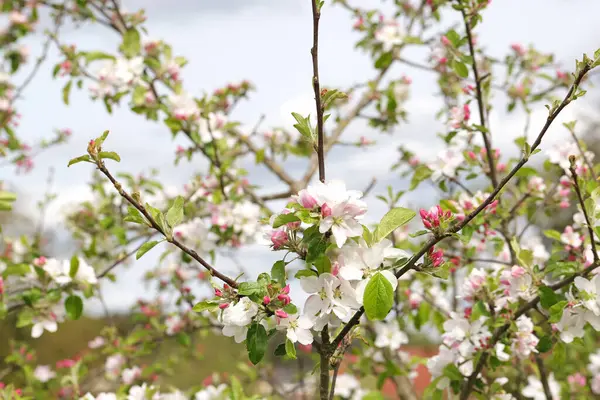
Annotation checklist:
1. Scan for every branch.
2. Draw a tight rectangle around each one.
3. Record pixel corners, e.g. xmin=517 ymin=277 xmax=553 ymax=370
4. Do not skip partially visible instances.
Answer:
xmin=460 ymin=6 xmax=498 ymax=188
xmin=311 ymin=0 xmax=325 ymax=183
xmin=95 ymin=159 xmax=239 ymax=288
xmin=569 ymin=160 xmax=599 ymax=264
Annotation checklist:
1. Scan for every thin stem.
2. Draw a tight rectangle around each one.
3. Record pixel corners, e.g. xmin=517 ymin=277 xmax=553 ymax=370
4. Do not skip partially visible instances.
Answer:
xmin=460 ymin=6 xmax=498 ymax=188
xmin=568 ymin=127 xmax=598 ymax=181
xmin=311 ymin=0 xmax=325 ymax=183
xmin=570 ymin=161 xmax=599 ymax=263
xmin=535 ymin=351 xmax=553 ymax=399
xmin=95 ymin=160 xmax=239 ymax=288
xmin=328 ymin=360 xmax=341 ymax=400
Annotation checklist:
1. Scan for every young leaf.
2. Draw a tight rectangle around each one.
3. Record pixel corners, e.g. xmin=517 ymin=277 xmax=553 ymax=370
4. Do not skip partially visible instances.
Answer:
xmin=273 ymin=213 xmax=300 ymax=228
xmin=192 ymin=300 xmax=218 ymax=313
xmin=68 ymin=155 xmax=92 ymax=167
xmin=363 ymin=272 xmax=394 ymax=320
xmin=69 ymin=256 xmax=80 ymax=278
xmin=65 ymin=295 xmax=83 ymax=320
xmin=539 ymin=286 xmax=563 ymax=309
xmin=452 ymin=60 xmax=469 ymax=78
xmin=246 ymin=322 xmax=268 ymax=365
xmin=62 ymin=80 xmax=72 ymax=105
xmin=124 ymin=206 xmax=147 ymax=225
xmin=166 ymin=196 xmax=185 ymax=227
xmin=285 ymin=339 xmax=297 ymax=359
xmin=373 ymin=207 xmax=416 ymax=243
xmin=271 ymin=260 xmax=286 ymax=284
xmin=98 ymin=151 xmax=121 ymax=162
xmin=121 ymin=28 xmax=141 ymax=58
xmin=136 ymin=240 xmax=160 ymax=259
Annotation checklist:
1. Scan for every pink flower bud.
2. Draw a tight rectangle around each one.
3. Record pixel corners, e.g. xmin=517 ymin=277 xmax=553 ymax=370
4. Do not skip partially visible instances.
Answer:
xmin=271 ymin=230 xmax=288 ymax=249
xmin=277 ymin=294 xmax=291 ymax=305
xmin=298 ymin=190 xmax=318 ymax=209
xmin=33 ymin=256 xmax=47 ymax=267
xmin=560 ymin=200 xmax=570 ymax=209
xmin=263 ymin=296 xmax=271 ymax=305
xmin=510 ymin=266 xmax=525 ymax=278
xmin=419 ymin=209 xmax=428 ymax=220
xmin=467 ymin=151 xmax=476 ymax=160
xmin=281 ymin=284 xmax=291 ymax=294
xmin=423 ymin=220 xmax=432 ymax=229
xmin=0 ymin=277 xmax=3 ymax=295
xmin=441 ymin=35 xmax=451 ymax=46
xmin=275 ymin=309 xmax=288 ymax=318
xmin=214 ymin=289 xmax=223 ymax=297
xmin=321 ymin=203 xmax=332 ymax=218
xmin=218 ymin=303 xmax=229 ymax=310
xmin=332 ymin=262 xmax=340 ymax=276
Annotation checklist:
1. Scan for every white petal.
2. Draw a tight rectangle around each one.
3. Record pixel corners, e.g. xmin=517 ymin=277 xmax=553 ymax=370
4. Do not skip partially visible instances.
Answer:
xmin=300 ymin=276 xmax=320 ymax=293
xmin=31 ymin=324 xmax=43 ymax=338
xmin=381 ymin=270 xmax=399 ymax=291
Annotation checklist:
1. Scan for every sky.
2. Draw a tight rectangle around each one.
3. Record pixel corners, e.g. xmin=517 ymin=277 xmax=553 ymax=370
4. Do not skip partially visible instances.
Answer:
xmin=4 ymin=0 xmax=600 ymax=313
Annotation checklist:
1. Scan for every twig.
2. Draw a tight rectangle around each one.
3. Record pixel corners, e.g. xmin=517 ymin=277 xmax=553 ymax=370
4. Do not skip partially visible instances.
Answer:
xmin=311 ymin=0 xmax=325 ymax=183
xmin=569 ymin=160 xmax=599 ymax=263
xmin=460 ymin=6 xmax=498 ymax=188
xmin=568 ymin=126 xmax=597 ymax=181
xmin=535 ymin=350 xmax=553 ymax=399
xmin=95 ymin=160 xmax=239 ymax=288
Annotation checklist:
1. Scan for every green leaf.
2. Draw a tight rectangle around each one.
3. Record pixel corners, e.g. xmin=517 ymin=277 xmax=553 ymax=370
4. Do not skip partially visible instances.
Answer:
xmin=548 ymin=301 xmax=567 ymax=323
xmin=362 ymin=392 xmax=385 ymax=400
xmin=539 ymin=286 xmax=563 ymax=309
xmin=166 ymin=196 xmax=185 ymax=227
xmin=69 ymin=256 xmax=80 ymax=278
xmin=136 ymin=240 xmax=160 ymax=259
xmin=543 ymin=229 xmax=562 ymax=241
xmin=192 ymin=300 xmax=218 ymax=313
xmin=452 ymin=60 xmax=469 ymax=78
xmin=375 ymin=52 xmax=393 ymax=69
xmin=273 ymin=213 xmax=300 ymax=228
xmin=363 ymin=272 xmax=394 ymax=320
xmin=246 ymin=322 xmax=268 ymax=365
xmin=175 ymin=332 xmax=191 ymax=347
xmin=295 ymin=269 xmax=317 ymax=279
xmin=124 ymin=206 xmax=147 ymax=225
xmin=65 ymin=295 xmax=83 ymax=320
xmin=237 ymin=281 xmax=263 ymax=296
xmin=98 ymin=151 xmax=121 ymax=162
xmin=121 ymin=28 xmax=141 ymax=57
xmin=445 ymin=29 xmax=461 ymax=47
xmin=67 ymin=155 xmax=92 ymax=167
xmin=95 ymin=130 xmax=110 ymax=148
xmin=410 ymin=165 xmax=432 ymax=190
xmin=291 ymin=112 xmax=313 ymax=141
xmin=229 ymin=376 xmax=244 ymax=400
xmin=274 ymin=343 xmax=286 ymax=356
xmin=443 ymin=363 xmax=464 ymax=381
xmin=373 ymin=207 xmax=416 ymax=243
xmin=271 ymin=260 xmax=286 ymax=284
xmin=536 ymin=336 xmax=552 ymax=353
xmin=62 ymin=80 xmax=72 ymax=105
xmin=285 ymin=339 xmax=297 ymax=359
xmin=362 ymin=225 xmax=374 ymax=246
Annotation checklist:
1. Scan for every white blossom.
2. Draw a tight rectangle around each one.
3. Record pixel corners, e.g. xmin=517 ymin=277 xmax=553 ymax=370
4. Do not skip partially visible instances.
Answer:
xmin=34 ymin=365 xmax=56 ymax=382
xmin=373 ymin=321 xmax=408 ymax=352
xmin=522 ymin=373 xmax=560 ymax=400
